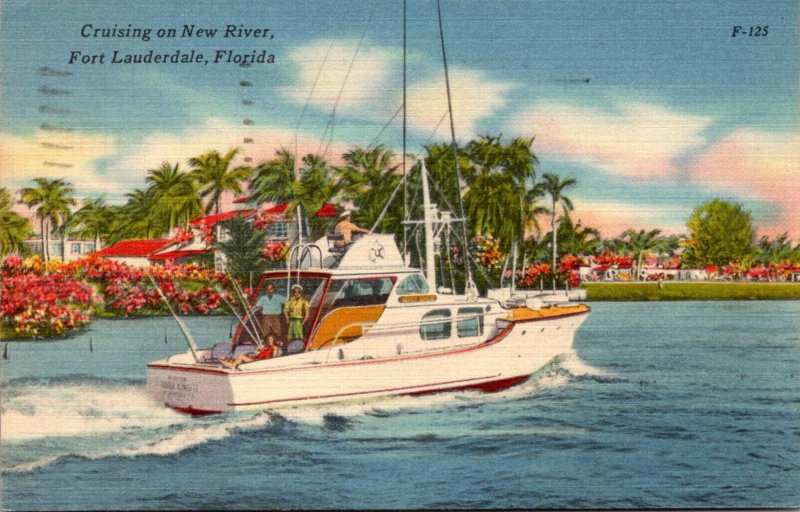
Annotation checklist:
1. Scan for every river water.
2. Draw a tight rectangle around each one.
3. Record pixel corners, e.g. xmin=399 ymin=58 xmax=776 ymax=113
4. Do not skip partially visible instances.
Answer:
xmin=2 ymin=301 xmax=799 ymax=510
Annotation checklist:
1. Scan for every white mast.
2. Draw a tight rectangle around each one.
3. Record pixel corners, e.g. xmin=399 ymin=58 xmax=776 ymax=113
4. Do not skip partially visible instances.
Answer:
xmin=420 ymin=160 xmax=437 ymax=290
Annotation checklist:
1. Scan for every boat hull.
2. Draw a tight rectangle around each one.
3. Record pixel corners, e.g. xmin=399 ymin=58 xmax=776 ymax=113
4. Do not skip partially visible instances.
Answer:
xmin=147 ymin=306 xmax=589 ymax=413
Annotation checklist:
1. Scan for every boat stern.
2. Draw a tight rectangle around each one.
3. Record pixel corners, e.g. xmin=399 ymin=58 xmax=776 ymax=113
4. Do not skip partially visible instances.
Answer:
xmin=146 ymin=361 xmax=234 ymax=414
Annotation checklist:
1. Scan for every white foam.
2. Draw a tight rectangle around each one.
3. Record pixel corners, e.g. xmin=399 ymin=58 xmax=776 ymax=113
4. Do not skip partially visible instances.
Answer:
xmin=2 ymin=382 xmax=189 ymax=441
xmin=558 ymin=350 xmax=614 ymax=378
xmin=2 ymin=353 xmax=605 ymax=473
xmin=2 ymin=409 xmax=277 ymax=473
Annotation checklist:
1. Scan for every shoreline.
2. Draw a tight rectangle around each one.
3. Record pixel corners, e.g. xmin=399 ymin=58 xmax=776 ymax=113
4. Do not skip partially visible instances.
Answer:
xmin=583 ymin=282 xmax=800 ymax=301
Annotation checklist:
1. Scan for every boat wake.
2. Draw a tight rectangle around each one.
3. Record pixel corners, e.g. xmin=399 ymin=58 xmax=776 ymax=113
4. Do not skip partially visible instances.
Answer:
xmin=2 ymin=352 xmax=613 ymax=474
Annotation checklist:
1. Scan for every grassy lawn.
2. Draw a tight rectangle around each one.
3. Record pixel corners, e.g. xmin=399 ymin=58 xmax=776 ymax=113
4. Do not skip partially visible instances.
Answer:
xmin=583 ymin=282 xmax=800 ymax=301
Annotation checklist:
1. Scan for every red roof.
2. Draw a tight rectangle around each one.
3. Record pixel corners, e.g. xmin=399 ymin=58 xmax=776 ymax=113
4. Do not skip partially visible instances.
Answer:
xmin=315 ymin=202 xmax=338 ymax=218
xmin=264 ymin=202 xmax=338 ymax=217
xmin=264 ymin=202 xmax=290 ymax=214
xmin=149 ymin=249 xmax=210 ymax=261
xmin=95 ymin=239 xmax=176 ymax=257
xmin=232 ymin=196 xmax=251 ymax=204
xmin=189 ymin=209 xmax=255 ymax=227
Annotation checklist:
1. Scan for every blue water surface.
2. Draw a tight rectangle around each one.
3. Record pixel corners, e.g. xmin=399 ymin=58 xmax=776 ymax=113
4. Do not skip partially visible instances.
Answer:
xmin=2 ymin=302 xmax=799 ymax=510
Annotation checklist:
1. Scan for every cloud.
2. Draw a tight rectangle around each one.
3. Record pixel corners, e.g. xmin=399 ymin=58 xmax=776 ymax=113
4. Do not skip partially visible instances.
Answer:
xmin=282 ymin=39 xmax=515 ymax=140
xmin=0 ymin=130 xmax=121 ymax=195
xmin=689 ymin=129 xmax=800 ymax=237
xmin=569 ymin=199 xmax=688 ymax=239
xmin=509 ymin=101 xmax=712 ymax=179
xmin=406 ymin=68 xmax=515 ymax=139
xmin=281 ymin=39 xmax=398 ymax=112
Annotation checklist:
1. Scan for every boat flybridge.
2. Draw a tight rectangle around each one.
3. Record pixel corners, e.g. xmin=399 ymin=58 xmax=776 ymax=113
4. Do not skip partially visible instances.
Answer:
xmin=146 ymin=168 xmax=590 ymax=414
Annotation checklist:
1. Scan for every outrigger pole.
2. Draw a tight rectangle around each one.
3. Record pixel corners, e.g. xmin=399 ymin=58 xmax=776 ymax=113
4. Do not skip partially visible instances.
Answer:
xmin=213 ymin=283 xmax=263 ymax=350
xmin=225 ymin=269 xmax=264 ymax=342
xmin=145 ymin=272 xmax=200 ymax=362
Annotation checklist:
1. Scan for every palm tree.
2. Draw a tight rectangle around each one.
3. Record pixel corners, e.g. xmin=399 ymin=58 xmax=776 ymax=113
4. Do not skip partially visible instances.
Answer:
xmin=619 ymin=228 xmax=665 ymax=279
xmin=541 ymin=172 xmax=576 ymax=287
xmin=188 ymin=148 xmax=252 ymax=215
xmin=555 ymin=214 xmax=601 ymax=256
xmin=110 ymin=187 xmax=164 ymax=243
xmin=463 ymin=136 xmax=540 ymax=253
xmin=335 ymin=145 xmax=401 ymax=232
xmin=756 ymin=233 xmax=800 ymax=263
xmin=71 ymin=197 xmax=114 ymax=251
xmin=146 ymin=161 xmax=203 ymax=231
xmin=249 ymin=149 xmax=337 ymax=241
xmin=19 ymin=178 xmax=76 ymax=261
xmin=0 ymin=187 xmax=32 ymax=256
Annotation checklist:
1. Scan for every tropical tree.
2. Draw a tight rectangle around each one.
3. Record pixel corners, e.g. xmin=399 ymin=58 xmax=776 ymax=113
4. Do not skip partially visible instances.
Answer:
xmin=618 ymin=228 xmax=665 ymax=279
xmin=423 ymin=142 xmax=470 ymax=220
xmin=684 ymin=199 xmax=755 ymax=267
xmin=109 ymin=187 xmax=164 ymax=243
xmin=540 ymin=172 xmax=576 ymax=285
xmin=335 ymin=145 xmax=402 ymax=233
xmin=0 ymin=187 xmax=32 ymax=256
xmin=146 ymin=161 xmax=203 ymax=231
xmin=553 ymin=214 xmax=601 ymax=257
xmin=18 ymin=178 xmax=76 ymax=261
xmin=70 ymin=197 xmax=115 ymax=250
xmin=756 ymin=233 xmax=800 ymax=263
xmin=189 ymin=148 xmax=252 ymax=215
xmin=216 ymin=216 xmax=268 ymax=284
xmin=462 ymin=136 xmax=540 ymax=253
xmin=249 ymin=149 xmax=337 ymax=241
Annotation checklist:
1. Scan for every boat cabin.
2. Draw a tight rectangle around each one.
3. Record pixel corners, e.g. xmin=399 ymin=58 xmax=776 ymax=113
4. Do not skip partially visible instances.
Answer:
xmin=229 ymin=233 xmax=496 ymax=358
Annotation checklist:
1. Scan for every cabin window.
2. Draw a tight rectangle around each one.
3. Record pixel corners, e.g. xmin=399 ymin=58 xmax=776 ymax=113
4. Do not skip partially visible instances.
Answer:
xmin=420 ymin=309 xmax=451 ymax=340
xmin=71 ymin=243 xmax=82 ymax=254
xmin=325 ymin=277 xmax=395 ymax=308
xmin=396 ymin=273 xmax=430 ymax=295
xmin=457 ymin=307 xmax=484 ymax=337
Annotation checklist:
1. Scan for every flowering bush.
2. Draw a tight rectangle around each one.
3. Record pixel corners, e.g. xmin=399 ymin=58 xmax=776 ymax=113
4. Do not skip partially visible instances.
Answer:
xmin=197 ymin=222 xmax=215 ymax=245
xmin=1 ymin=255 xmax=98 ymax=337
xmin=594 ymin=252 xmax=633 ymax=267
xmin=1 ymin=254 xmax=236 ymax=338
xmin=472 ymin=235 xmax=504 ymax=269
xmin=253 ymin=211 xmax=286 ymax=230
xmin=173 ymin=227 xmax=195 ymax=244
xmin=518 ymin=263 xmax=552 ymax=288
xmin=262 ymin=241 xmax=289 ymax=263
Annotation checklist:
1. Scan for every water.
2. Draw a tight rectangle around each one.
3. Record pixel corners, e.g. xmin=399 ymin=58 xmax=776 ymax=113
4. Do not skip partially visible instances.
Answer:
xmin=2 ymin=303 xmax=799 ymax=510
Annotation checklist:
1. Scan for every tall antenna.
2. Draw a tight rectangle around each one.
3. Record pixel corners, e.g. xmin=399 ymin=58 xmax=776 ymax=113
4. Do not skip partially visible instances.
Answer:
xmin=436 ymin=0 xmax=476 ymax=297
xmin=402 ymin=0 xmax=409 ymax=260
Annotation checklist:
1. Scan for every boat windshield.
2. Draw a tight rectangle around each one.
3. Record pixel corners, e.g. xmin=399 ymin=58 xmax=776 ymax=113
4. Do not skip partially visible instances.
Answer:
xmin=395 ymin=273 xmax=430 ymax=295
xmin=322 ymin=277 xmax=395 ymax=309
xmin=234 ymin=276 xmax=328 ymax=351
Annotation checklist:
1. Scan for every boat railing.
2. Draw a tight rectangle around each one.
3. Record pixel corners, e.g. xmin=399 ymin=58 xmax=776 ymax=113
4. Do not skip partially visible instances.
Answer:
xmin=287 ymin=243 xmax=323 ymax=271
xmin=322 ymin=313 xmax=486 ymax=362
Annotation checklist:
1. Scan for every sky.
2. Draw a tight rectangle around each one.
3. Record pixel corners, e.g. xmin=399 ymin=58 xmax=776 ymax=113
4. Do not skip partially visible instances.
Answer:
xmin=2 ymin=0 xmax=798 ymax=239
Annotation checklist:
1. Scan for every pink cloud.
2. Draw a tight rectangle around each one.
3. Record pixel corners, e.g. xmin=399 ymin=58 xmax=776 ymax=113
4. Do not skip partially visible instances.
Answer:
xmin=568 ymin=200 xmax=687 ymax=240
xmin=509 ymin=101 xmax=711 ymax=180
xmin=689 ymin=129 xmax=800 ymax=238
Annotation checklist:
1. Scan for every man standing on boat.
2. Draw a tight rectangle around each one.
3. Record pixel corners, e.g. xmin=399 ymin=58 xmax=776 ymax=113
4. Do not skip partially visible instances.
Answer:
xmin=256 ymin=282 xmax=285 ymax=347
xmin=284 ymin=284 xmax=311 ymax=344
xmin=333 ymin=210 xmax=369 ymax=246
